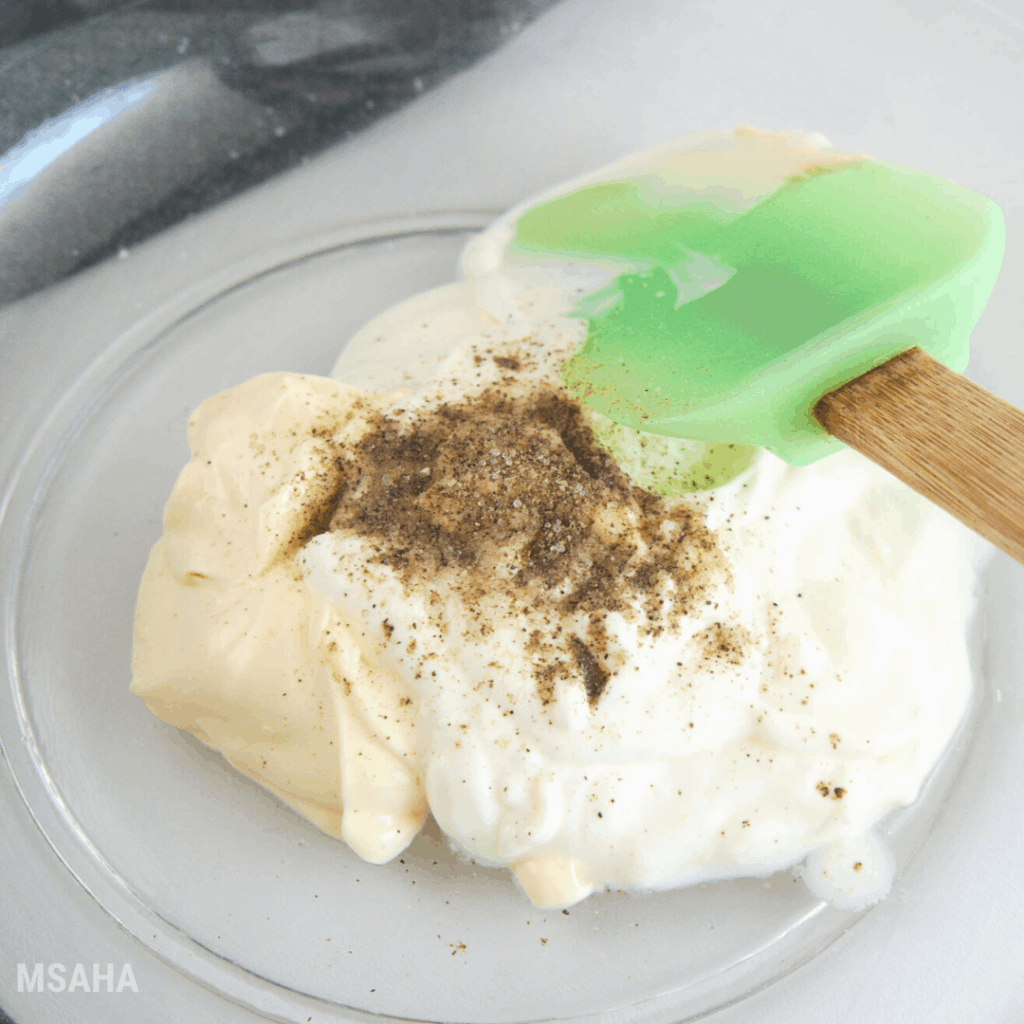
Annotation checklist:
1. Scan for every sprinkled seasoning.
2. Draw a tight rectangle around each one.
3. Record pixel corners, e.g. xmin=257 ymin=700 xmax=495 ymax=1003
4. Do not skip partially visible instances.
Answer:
xmin=323 ymin=364 xmax=730 ymax=707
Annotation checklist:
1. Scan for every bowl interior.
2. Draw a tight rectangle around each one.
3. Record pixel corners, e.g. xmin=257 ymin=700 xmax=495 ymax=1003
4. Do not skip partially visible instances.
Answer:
xmin=1 ymin=222 xmax=987 ymax=1024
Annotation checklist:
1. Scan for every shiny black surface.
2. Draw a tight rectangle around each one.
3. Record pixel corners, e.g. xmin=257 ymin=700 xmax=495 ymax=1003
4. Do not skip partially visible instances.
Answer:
xmin=0 ymin=0 xmax=559 ymax=307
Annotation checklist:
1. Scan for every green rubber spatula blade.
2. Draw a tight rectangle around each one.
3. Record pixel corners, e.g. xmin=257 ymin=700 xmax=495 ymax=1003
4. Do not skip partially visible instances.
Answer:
xmin=508 ymin=129 xmax=1021 ymax=563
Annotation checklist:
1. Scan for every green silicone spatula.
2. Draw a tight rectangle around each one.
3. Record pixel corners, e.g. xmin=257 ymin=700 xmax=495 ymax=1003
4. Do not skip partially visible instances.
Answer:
xmin=507 ymin=129 xmax=1020 ymax=562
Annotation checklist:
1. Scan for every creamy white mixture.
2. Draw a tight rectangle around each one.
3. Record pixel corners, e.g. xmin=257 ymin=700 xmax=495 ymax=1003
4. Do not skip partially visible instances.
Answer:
xmin=133 ymin=129 xmax=985 ymax=910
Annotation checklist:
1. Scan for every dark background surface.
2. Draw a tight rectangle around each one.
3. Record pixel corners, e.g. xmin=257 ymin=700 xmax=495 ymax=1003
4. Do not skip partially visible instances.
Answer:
xmin=0 ymin=0 xmax=560 ymax=307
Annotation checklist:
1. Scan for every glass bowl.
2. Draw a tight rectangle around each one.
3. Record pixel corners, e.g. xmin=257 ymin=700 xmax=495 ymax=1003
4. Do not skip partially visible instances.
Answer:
xmin=0 ymin=215 xmax=992 ymax=1024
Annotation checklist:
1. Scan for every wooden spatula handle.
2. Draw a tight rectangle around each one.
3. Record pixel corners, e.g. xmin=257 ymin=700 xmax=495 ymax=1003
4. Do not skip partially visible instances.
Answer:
xmin=814 ymin=347 xmax=1024 ymax=565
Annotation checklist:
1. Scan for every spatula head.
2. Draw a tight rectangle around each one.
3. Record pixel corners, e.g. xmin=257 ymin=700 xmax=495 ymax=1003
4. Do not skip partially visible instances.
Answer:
xmin=506 ymin=128 xmax=1005 ymax=464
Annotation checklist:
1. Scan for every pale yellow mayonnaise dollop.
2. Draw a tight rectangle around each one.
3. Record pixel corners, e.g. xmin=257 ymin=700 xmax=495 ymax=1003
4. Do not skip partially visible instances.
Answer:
xmin=132 ymin=374 xmax=429 ymax=862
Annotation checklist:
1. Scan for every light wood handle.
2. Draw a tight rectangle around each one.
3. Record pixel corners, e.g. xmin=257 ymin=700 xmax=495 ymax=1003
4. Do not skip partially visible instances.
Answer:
xmin=814 ymin=347 xmax=1024 ymax=565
